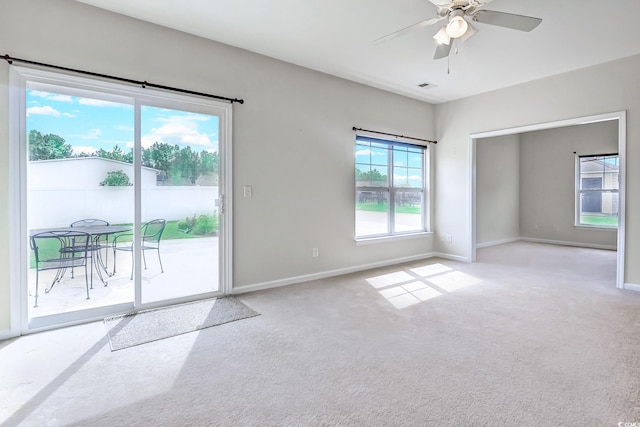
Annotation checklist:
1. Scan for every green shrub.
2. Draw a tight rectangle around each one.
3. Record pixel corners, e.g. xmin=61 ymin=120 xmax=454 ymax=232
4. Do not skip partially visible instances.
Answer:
xmin=177 ymin=215 xmax=197 ymax=233
xmin=99 ymin=170 xmax=132 ymax=186
xmin=192 ymin=213 xmax=218 ymax=235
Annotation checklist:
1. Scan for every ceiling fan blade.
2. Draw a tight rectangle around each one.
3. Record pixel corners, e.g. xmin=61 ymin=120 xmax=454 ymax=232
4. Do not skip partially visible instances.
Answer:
xmin=434 ymin=42 xmax=452 ymax=60
xmin=472 ymin=9 xmax=542 ymax=32
xmin=427 ymin=0 xmax=496 ymax=8
xmin=425 ymin=0 xmax=447 ymax=5
xmin=374 ymin=16 xmax=445 ymax=44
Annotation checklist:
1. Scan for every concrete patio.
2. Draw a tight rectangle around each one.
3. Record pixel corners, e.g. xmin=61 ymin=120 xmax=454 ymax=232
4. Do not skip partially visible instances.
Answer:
xmin=28 ymin=237 xmax=220 ymax=319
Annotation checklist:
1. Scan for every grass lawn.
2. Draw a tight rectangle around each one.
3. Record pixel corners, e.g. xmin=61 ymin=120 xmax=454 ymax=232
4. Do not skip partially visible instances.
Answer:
xmin=30 ymin=220 xmax=212 ymax=268
xmin=580 ymin=215 xmax=618 ymax=227
xmin=356 ymin=203 xmax=421 ymax=215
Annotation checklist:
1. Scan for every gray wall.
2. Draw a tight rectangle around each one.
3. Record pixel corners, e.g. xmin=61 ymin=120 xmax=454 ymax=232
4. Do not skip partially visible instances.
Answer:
xmin=519 ymin=121 xmax=618 ymax=248
xmin=0 ymin=0 xmax=435 ymax=333
xmin=476 ymin=134 xmax=520 ymax=246
xmin=476 ymin=121 xmax=618 ymax=249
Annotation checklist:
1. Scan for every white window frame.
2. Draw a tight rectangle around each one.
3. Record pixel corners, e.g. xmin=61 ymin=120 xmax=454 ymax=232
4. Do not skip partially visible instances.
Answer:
xmin=575 ymin=153 xmax=619 ymax=229
xmin=355 ymin=135 xmax=429 ymax=241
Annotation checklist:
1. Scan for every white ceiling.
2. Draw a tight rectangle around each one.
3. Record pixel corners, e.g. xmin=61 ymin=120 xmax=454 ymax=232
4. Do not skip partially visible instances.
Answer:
xmin=75 ymin=0 xmax=640 ymax=104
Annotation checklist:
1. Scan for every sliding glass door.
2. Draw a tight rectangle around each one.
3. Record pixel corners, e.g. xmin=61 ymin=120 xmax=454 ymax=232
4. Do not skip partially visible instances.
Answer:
xmin=107 ymin=104 xmax=222 ymax=303
xmin=15 ymin=67 xmax=231 ymax=331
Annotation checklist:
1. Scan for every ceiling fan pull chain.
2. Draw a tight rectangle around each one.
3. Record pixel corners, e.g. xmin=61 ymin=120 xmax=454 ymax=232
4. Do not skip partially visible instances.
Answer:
xmin=447 ymin=54 xmax=450 ymax=75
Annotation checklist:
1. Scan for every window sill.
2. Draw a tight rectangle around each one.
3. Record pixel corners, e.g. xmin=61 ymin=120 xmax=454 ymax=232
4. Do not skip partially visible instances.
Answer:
xmin=355 ymin=232 xmax=432 ymax=245
xmin=574 ymin=224 xmax=618 ymax=231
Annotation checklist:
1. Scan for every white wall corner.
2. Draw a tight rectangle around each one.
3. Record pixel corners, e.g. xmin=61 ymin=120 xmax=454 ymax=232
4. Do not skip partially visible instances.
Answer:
xmin=476 ymin=238 xmax=520 ymax=249
xmin=430 ymin=252 xmax=472 ymax=263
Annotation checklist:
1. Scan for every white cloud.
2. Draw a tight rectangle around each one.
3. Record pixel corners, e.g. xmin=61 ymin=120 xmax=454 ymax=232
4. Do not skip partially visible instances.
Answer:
xmin=356 ymin=149 xmax=386 ymax=157
xmin=29 ymin=91 xmax=73 ymax=102
xmin=63 ymin=112 xmax=76 ymax=118
xmin=26 ymin=105 xmax=60 ymax=117
xmin=29 ymin=90 xmax=49 ymax=98
xmin=75 ymin=128 xmax=103 ymax=140
xmin=72 ymin=145 xmax=97 ymax=155
xmin=157 ymin=113 xmax=211 ymax=123
xmin=49 ymin=94 xmax=73 ymax=102
xmin=142 ymin=123 xmax=212 ymax=148
xmin=78 ymin=98 xmax=129 ymax=108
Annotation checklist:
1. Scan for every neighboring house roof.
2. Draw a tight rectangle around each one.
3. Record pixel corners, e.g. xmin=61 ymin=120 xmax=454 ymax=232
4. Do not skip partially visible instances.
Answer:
xmin=581 ymin=159 xmax=618 ymax=174
xmin=29 ymin=156 xmax=160 ymax=173
xmin=28 ymin=156 xmax=159 ymax=189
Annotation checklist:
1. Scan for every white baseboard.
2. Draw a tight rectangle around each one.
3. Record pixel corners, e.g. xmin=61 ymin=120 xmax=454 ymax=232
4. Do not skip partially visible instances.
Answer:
xmin=520 ymin=237 xmax=617 ymax=251
xmin=0 ymin=329 xmax=18 ymax=341
xmin=430 ymin=252 xmax=471 ymax=263
xmin=476 ymin=238 xmax=519 ymax=249
xmin=232 ymin=252 xmax=436 ymax=295
xmin=623 ymin=282 xmax=640 ymax=292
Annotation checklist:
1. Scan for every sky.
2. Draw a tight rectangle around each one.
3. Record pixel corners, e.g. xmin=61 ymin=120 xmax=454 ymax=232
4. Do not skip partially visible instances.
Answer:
xmin=26 ymin=89 xmax=220 ymax=156
xmin=355 ymin=141 xmax=423 ymax=187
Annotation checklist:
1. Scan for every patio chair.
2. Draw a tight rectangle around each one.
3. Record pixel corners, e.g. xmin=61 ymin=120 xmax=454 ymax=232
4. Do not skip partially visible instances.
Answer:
xmin=30 ymin=230 xmax=92 ymax=308
xmin=113 ymin=219 xmax=166 ymax=279
xmin=69 ymin=218 xmax=110 ymax=285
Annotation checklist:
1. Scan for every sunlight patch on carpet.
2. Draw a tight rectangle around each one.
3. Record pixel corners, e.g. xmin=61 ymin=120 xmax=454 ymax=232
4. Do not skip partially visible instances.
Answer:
xmin=104 ymin=296 xmax=259 ymax=351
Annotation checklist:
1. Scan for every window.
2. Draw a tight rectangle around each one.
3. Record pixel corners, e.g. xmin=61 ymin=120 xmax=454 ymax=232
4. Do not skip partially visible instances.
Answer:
xmin=576 ymin=154 xmax=619 ymax=228
xmin=355 ymin=135 xmax=427 ymax=238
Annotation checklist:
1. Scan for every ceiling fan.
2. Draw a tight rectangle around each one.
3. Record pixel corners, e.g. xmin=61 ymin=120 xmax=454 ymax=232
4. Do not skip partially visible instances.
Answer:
xmin=375 ymin=0 xmax=542 ymax=60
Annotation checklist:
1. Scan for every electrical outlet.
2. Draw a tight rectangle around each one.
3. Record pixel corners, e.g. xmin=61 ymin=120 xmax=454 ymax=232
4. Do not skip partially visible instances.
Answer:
xmin=243 ymin=185 xmax=253 ymax=198
xmin=446 ymin=234 xmax=452 ymax=243
xmin=312 ymin=248 xmax=319 ymax=257
xmin=553 ymin=224 xmax=559 ymax=232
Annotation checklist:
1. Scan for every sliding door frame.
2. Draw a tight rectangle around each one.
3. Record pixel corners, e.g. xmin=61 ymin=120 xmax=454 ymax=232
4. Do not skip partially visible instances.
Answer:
xmin=9 ymin=66 xmax=233 ymax=334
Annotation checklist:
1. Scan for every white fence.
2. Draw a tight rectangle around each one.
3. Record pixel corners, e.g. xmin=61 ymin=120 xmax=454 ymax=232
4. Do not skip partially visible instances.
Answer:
xmin=28 ymin=186 xmax=219 ymax=228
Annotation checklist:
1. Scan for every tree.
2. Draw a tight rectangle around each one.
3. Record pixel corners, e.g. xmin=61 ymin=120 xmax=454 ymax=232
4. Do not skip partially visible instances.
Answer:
xmin=95 ymin=144 xmax=126 ymax=162
xmin=200 ymin=151 xmax=218 ymax=175
xmin=28 ymin=130 xmax=73 ymax=160
xmin=29 ymin=128 xmax=219 ymax=186
xmin=356 ymin=168 xmax=387 ymax=185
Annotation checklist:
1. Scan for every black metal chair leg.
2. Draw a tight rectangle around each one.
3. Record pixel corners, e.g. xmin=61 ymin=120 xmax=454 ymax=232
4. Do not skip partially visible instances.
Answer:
xmin=157 ymin=249 xmax=164 ymax=273
xmin=34 ymin=271 xmax=39 ymax=308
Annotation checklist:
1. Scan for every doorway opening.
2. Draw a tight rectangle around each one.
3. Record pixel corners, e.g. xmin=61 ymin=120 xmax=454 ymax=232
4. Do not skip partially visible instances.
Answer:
xmin=469 ymin=111 xmax=626 ymax=289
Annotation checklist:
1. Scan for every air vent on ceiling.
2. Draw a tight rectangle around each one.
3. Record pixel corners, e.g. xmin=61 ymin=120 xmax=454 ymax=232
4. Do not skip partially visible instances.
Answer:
xmin=418 ymin=82 xmax=435 ymax=88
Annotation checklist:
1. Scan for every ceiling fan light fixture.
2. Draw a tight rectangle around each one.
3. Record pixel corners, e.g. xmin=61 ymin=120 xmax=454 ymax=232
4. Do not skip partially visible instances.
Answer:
xmin=446 ymin=15 xmax=468 ymax=38
xmin=459 ymin=21 xmax=477 ymax=42
xmin=433 ymin=26 xmax=451 ymax=45
xmin=445 ymin=9 xmax=469 ymax=39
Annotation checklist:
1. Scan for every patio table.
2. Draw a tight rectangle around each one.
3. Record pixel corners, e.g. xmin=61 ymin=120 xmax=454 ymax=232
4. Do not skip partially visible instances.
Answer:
xmin=30 ymin=225 xmax=132 ymax=286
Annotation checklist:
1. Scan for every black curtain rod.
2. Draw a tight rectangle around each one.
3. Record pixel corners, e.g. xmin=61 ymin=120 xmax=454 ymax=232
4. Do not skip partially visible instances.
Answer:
xmin=3 ymin=54 xmax=244 ymax=104
xmin=352 ymin=127 xmax=437 ymax=144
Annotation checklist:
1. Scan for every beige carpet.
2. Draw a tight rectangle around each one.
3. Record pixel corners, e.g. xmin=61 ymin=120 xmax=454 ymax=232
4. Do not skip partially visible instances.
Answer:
xmin=1 ymin=242 xmax=639 ymax=426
